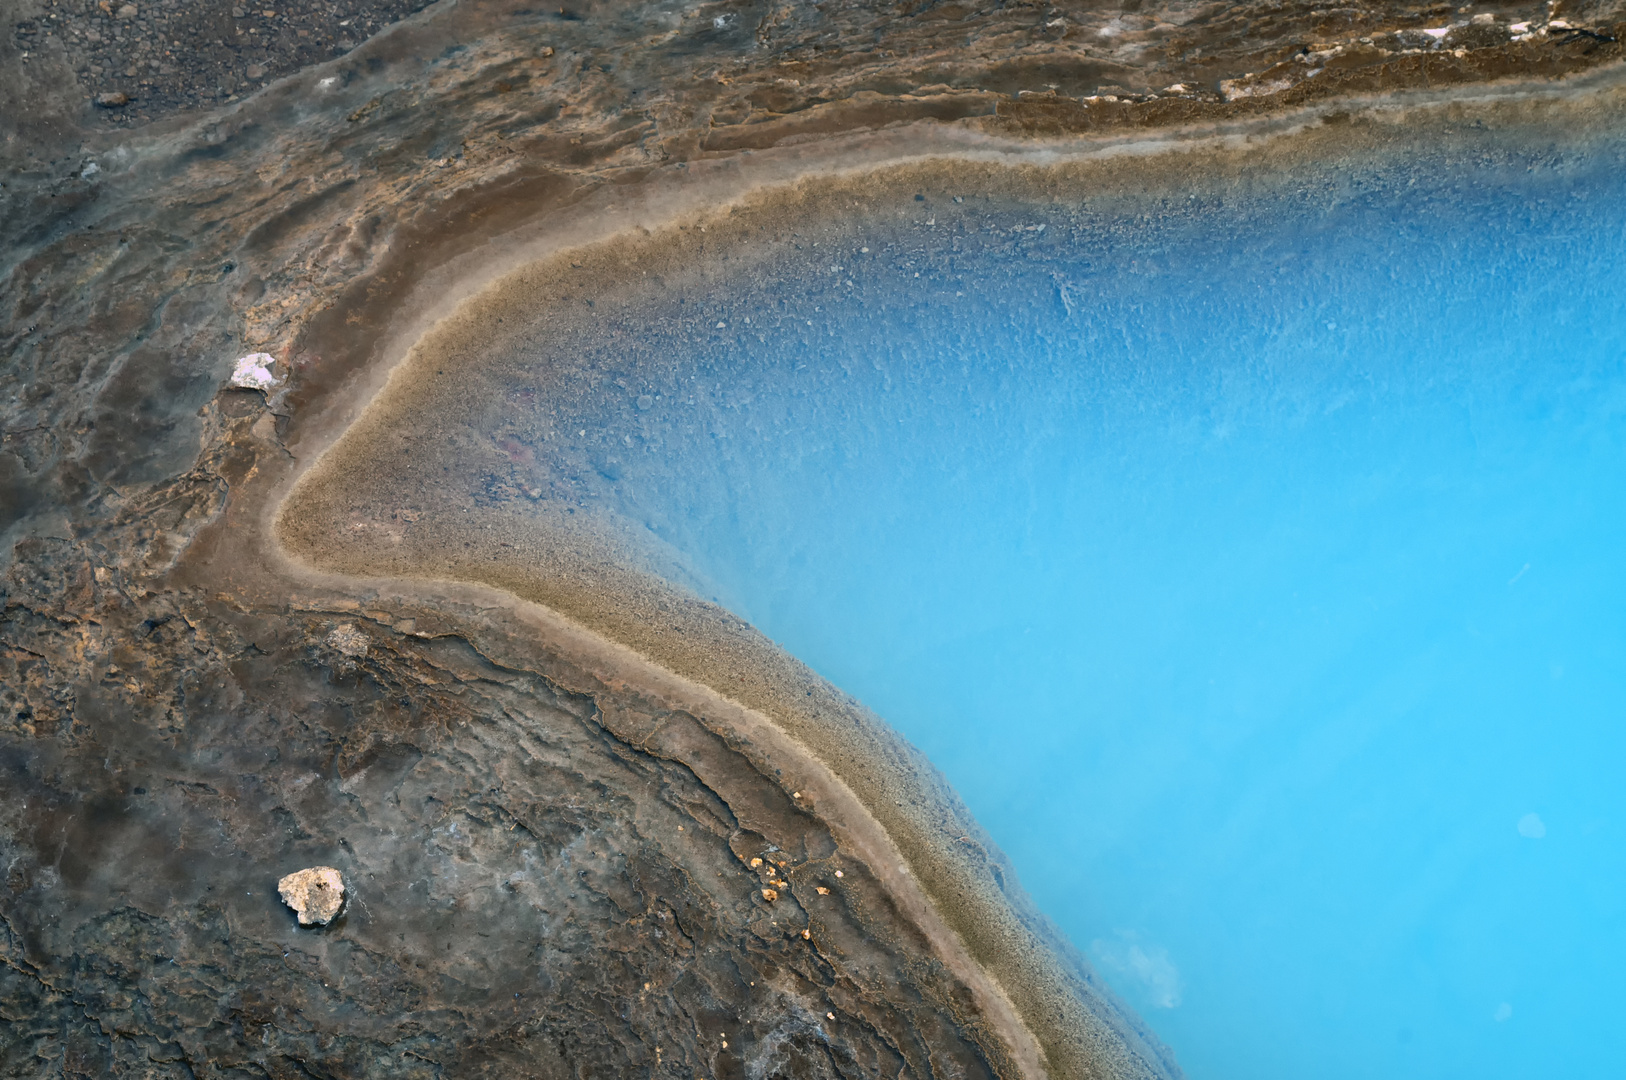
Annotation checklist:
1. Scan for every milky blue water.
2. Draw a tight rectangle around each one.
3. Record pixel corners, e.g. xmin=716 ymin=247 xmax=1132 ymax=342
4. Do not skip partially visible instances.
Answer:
xmin=509 ymin=137 xmax=1626 ymax=1077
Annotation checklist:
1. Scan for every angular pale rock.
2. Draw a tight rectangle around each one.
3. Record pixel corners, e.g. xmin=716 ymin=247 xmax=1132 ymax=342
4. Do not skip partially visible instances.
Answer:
xmin=229 ymin=352 xmax=280 ymax=390
xmin=278 ymin=866 xmax=345 ymax=926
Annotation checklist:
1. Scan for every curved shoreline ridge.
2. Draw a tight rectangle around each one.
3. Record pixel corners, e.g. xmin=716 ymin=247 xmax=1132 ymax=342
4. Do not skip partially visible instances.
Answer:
xmin=265 ymin=81 xmax=1626 ymax=1079
xmin=269 ymin=163 xmax=1196 ymax=1080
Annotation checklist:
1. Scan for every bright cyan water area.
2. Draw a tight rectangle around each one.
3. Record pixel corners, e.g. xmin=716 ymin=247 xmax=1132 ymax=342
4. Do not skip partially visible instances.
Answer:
xmin=570 ymin=152 xmax=1626 ymax=1077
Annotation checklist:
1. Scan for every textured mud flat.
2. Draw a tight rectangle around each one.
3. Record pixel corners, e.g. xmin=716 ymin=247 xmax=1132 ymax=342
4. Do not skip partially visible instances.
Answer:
xmin=3 ymin=0 xmax=1626 ymax=1075
xmin=0 ymin=548 xmax=1047 ymax=1077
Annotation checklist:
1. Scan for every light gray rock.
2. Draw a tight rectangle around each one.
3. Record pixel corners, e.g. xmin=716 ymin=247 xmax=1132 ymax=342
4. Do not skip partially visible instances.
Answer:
xmin=278 ymin=867 xmax=346 ymax=926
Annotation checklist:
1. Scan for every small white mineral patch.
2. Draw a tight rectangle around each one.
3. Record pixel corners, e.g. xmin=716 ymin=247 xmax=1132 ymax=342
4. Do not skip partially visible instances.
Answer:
xmin=228 ymin=353 xmax=280 ymax=390
xmin=325 ymin=623 xmax=369 ymax=658
xmin=278 ymin=866 xmax=345 ymax=925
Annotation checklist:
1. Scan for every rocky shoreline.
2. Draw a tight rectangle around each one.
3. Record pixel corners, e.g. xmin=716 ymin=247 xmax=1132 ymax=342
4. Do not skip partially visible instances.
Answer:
xmin=4 ymin=0 xmax=1626 ymax=1076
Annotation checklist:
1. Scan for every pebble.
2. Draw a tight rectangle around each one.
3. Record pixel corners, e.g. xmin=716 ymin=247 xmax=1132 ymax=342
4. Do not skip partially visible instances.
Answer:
xmin=95 ymin=91 xmax=132 ymax=107
xmin=277 ymin=866 xmax=345 ymax=925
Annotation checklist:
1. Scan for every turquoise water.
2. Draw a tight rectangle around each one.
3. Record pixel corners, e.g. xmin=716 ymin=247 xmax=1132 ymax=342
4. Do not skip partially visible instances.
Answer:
xmin=531 ymin=140 xmax=1626 ymax=1076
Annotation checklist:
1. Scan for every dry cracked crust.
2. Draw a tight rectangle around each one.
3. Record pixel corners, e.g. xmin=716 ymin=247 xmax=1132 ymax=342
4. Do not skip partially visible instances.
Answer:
xmin=3 ymin=0 xmax=1626 ymax=1076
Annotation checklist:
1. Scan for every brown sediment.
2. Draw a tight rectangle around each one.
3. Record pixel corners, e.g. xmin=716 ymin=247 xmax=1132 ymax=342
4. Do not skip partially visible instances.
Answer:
xmin=263 ymin=74 xmax=1626 ymax=1079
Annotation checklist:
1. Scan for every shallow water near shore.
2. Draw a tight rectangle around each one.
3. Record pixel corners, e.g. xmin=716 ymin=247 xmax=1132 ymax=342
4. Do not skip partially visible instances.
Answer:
xmin=282 ymin=108 xmax=1626 ymax=1078
xmin=646 ymin=172 xmax=1626 ymax=1079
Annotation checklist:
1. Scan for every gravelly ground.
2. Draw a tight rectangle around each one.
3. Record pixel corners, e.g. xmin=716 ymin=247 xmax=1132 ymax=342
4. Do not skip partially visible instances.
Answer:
xmin=6 ymin=0 xmax=1625 ymax=141
xmin=12 ymin=0 xmax=433 ymax=125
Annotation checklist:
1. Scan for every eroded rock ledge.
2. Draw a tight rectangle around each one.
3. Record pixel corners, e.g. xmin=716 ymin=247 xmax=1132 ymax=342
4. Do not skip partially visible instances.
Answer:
xmin=0 ymin=541 xmax=1038 ymax=1077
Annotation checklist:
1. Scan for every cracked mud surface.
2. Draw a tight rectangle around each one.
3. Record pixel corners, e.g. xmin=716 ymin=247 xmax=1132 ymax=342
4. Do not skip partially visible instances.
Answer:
xmin=4 ymin=0 xmax=1626 ymax=1076
xmin=1 ymin=544 xmax=1019 ymax=1078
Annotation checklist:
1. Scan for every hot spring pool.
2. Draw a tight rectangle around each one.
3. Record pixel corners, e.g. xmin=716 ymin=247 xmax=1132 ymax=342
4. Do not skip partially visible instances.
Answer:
xmin=286 ymin=116 xmax=1626 ymax=1077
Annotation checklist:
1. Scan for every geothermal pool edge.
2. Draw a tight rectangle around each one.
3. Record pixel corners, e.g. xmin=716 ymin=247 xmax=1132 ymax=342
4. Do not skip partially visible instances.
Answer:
xmin=245 ymin=74 xmax=1626 ymax=1078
